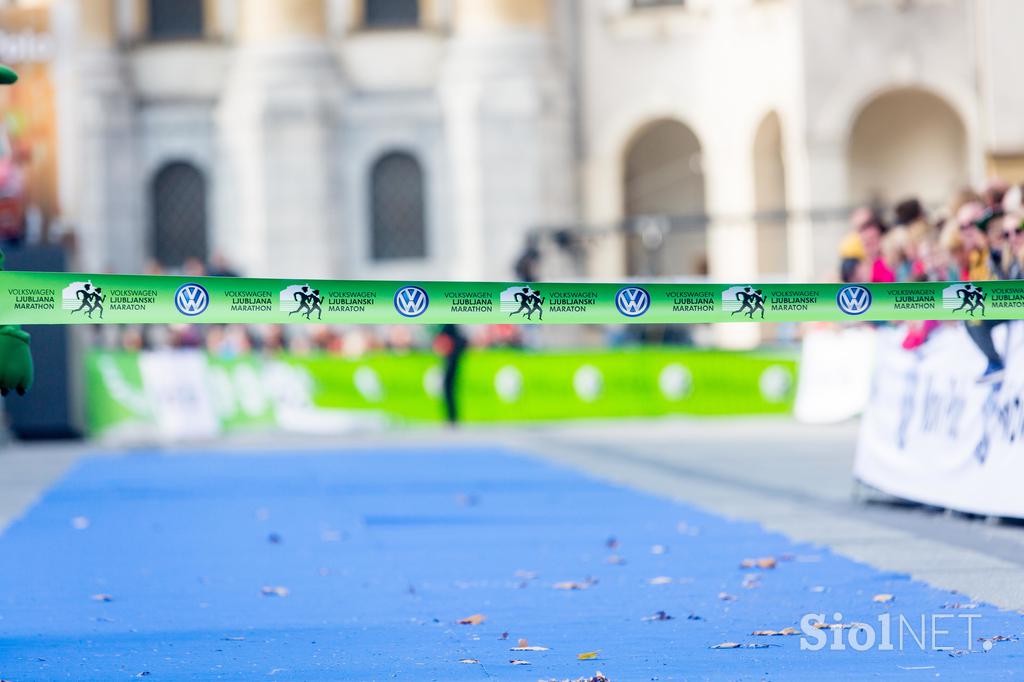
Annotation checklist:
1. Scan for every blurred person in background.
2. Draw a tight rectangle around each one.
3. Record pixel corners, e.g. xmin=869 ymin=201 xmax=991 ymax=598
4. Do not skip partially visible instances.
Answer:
xmin=954 ymin=201 xmax=1009 ymax=383
xmin=857 ymin=214 xmax=894 ymax=283
xmin=995 ymin=213 xmax=1024 ymax=281
xmin=514 ymin=236 xmax=541 ymax=283
xmin=183 ymin=257 xmax=206 ymax=278
xmin=208 ymin=253 xmax=240 ymax=278
xmin=433 ymin=324 xmax=467 ymax=426
xmin=879 ymin=226 xmax=909 ymax=282
xmin=957 ymin=202 xmax=992 ymax=280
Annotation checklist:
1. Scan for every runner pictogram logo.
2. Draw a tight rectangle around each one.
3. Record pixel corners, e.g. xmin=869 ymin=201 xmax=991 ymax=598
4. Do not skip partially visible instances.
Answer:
xmin=62 ymin=281 xmax=105 ymax=319
xmin=280 ymin=284 xmax=323 ymax=320
xmin=723 ymin=286 xmax=766 ymax=319
xmin=943 ymin=283 xmax=986 ymax=317
xmin=500 ymin=286 xmax=545 ymax=321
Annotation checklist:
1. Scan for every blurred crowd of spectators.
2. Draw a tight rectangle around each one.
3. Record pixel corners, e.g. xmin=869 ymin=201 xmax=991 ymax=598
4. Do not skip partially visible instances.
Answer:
xmin=838 ymin=179 xmax=1023 ymax=379
xmin=838 ymin=180 xmax=1022 ymax=286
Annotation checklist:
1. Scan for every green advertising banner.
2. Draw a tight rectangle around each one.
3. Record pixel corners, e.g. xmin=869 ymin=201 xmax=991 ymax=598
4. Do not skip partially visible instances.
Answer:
xmin=0 ymin=271 xmax=1017 ymax=324
xmin=84 ymin=347 xmax=797 ymax=438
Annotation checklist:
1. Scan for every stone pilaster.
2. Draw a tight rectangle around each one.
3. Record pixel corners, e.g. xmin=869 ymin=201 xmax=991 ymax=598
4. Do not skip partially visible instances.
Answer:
xmin=216 ymin=0 xmax=344 ymax=277
xmin=440 ymin=0 xmax=576 ymax=279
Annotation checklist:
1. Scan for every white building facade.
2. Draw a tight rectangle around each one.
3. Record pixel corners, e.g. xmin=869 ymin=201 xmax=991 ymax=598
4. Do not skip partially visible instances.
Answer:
xmin=48 ymin=0 xmax=1024 ymax=289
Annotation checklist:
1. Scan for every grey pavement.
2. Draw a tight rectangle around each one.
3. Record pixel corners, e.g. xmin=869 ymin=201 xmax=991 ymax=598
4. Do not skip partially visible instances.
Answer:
xmin=4 ymin=417 xmax=1024 ymax=610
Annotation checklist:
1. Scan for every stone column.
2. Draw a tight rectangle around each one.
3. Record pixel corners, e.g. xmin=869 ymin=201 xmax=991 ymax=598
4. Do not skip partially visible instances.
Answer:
xmin=787 ymin=141 xmax=848 ymax=282
xmin=216 ymin=0 xmax=343 ymax=278
xmin=440 ymin=0 xmax=576 ymax=280
xmin=55 ymin=0 xmax=141 ymax=272
xmin=703 ymin=130 xmax=761 ymax=349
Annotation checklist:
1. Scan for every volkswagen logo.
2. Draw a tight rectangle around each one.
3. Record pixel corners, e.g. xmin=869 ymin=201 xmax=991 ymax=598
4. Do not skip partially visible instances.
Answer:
xmin=174 ymin=282 xmax=210 ymax=317
xmin=394 ymin=285 xmax=429 ymax=318
xmin=837 ymin=285 xmax=872 ymax=316
xmin=615 ymin=286 xmax=650 ymax=317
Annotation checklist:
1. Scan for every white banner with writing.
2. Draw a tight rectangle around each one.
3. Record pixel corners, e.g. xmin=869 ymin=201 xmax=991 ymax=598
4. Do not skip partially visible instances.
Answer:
xmin=854 ymin=322 xmax=1024 ymax=517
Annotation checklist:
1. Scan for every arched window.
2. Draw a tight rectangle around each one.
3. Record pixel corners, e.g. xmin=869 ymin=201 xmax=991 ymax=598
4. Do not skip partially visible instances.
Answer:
xmin=370 ymin=152 xmax=426 ymax=260
xmin=151 ymin=162 xmax=208 ymax=268
xmin=623 ymin=119 xmax=706 ymax=276
xmin=364 ymin=0 xmax=420 ymax=28
xmin=148 ymin=0 xmax=204 ymax=40
xmin=848 ymin=88 xmax=967 ymax=207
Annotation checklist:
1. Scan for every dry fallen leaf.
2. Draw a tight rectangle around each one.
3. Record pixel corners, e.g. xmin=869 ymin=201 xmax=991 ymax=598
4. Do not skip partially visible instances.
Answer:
xmin=91 ymin=594 xmax=113 ymax=602
xmin=509 ymin=659 xmax=531 ymax=665
xmin=554 ymin=581 xmax=584 ymax=590
xmin=457 ymin=614 xmax=487 ymax=625
xmin=873 ymin=593 xmax=895 ymax=603
xmin=752 ymin=627 xmax=800 ymax=636
xmin=642 ymin=611 xmax=673 ymax=622
xmin=647 ymin=576 xmax=673 ymax=585
xmin=553 ymin=577 xmax=598 ymax=591
xmin=260 ymin=586 xmax=289 ymax=597
xmin=739 ymin=557 xmax=777 ymax=569
xmin=718 ymin=592 xmax=738 ymax=601
xmin=577 ymin=651 xmax=600 ymax=660
xmin=458 ymin=659 xmax=479 ymax=664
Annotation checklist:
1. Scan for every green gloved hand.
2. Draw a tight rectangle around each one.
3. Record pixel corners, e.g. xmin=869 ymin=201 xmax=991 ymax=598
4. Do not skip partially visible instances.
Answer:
xmin=0 ymin=325 xmax=33 ymax=396
xmin=0 ymin=69 xmax=31 ymax=397
xmin=0 ymin=242 xmax=34 ymax=396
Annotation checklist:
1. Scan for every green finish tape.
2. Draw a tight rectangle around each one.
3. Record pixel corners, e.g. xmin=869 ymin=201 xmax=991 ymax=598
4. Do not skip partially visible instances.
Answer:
xmin=0 ymin=271 xmax=1017 ymax=324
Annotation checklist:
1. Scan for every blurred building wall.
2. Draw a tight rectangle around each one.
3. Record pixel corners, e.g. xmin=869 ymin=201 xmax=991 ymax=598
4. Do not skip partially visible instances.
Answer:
xmin=10 ymin=1 xmax=1022 ymax=297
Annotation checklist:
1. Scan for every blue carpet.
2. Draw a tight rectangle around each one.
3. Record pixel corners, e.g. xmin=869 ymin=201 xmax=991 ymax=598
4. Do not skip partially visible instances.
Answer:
xmin=0 ymin=446 xmax=1022 ymax=680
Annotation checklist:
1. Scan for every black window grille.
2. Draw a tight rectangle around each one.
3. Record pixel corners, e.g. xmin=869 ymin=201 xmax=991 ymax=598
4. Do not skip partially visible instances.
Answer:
xmin=632 ymin=0 xmax=685 ymax=8
xmin=151 ymin=162 xmax=208 ymax=268
xmin=148 ymin=0 xmax=204 ymax=40
xmin=364 ymin=0 xmax=420 ymax=28
xmin=370 ymin=152 xmax=427 ymax=260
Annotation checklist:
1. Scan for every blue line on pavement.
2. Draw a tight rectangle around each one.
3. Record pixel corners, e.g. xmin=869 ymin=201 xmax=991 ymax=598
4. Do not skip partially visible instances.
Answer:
xmin=0 ymin=446 xmax=1022 ymax=680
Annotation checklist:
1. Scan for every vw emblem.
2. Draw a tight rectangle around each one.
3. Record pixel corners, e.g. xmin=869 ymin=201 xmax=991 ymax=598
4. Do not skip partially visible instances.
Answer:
xmin=615 ymin=286 xmax=650 ymax=317
xmin=837 ymin=285 xmax=872 ymax=316
xmin=174 ymin=282 xmax=209 ymax=317
xmin=394 ymin=285 xmax=429 ymax=318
